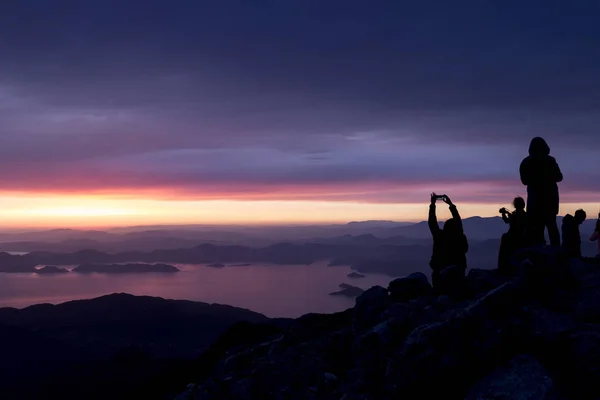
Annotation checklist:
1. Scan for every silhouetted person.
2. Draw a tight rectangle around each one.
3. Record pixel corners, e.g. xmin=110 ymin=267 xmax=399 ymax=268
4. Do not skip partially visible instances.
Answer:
xmin=428 ymin=193 xmax=468 ymax=289
xmin=519 ymin=137 xmax=563 ymax=246
xmin=497 ymin=196 xmax=527 ymax=274
xmin=561 ymin=209 xmax=587 ymax=258
xmin=590 ymin=213 xmax=600 ymax=258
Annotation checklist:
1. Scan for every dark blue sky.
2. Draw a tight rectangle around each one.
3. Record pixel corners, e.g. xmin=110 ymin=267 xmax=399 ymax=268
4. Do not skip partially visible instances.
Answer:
xmin=0 ymin=0 xmax=598 ymax=205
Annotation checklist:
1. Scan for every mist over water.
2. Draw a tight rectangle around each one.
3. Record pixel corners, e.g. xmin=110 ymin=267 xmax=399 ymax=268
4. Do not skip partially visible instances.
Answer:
xmin=0 ymin=262 xmax=395 ymax=318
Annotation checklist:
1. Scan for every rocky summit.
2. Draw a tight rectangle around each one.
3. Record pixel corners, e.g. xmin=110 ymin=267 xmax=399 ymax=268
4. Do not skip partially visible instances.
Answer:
xmin=173 ymin=246 xmax=600 ymax=400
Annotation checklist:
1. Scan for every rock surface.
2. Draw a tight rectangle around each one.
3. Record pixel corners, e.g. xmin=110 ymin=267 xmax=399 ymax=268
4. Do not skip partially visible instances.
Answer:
xmin=173 ymin=247 xmax=600 ymax=400
xmin=387 ymin=272 xmax=431 ymax=302
xmin=465 ymin=354 xmax=558 ymax=400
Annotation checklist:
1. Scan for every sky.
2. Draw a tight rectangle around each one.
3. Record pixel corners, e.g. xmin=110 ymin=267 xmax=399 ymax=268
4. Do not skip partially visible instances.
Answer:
xmin=0 ymin=1 xmax=599 ymax=227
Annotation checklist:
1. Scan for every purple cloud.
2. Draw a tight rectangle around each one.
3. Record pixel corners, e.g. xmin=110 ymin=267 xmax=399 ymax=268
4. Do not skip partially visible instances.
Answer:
xmin=0 ymin=1 xmax=598 ymax=204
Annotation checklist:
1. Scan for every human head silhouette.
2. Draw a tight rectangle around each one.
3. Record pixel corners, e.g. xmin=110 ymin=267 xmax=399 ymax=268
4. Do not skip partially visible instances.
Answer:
xmin=528 ymin=137 xmax=550 ymax=157
xmin=574 ymin=209 xmax=587 ymax=224
xmin=513 ymin=196 xmax=525 ymax=211
xmin=443 ymin=218 xmax=460 ymax=233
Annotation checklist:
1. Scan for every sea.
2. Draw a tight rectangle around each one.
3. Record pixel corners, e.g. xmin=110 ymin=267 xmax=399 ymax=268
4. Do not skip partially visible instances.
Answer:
xmin=0 ymin=261 xmax=395 ymax=318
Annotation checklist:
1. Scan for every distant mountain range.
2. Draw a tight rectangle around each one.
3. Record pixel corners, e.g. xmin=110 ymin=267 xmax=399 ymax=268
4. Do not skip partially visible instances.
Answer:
xmin=0 ymin=238 xmax=500 ymax=276
xmin=0 ymin=216 xmax=598 ymax=276
xmin=0 ymin=216 xmax=518 ymax=253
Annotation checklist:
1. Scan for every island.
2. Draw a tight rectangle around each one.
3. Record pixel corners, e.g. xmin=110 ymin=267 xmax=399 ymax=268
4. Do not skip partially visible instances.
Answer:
xmin=0 ymin=265 xmax=37 ymax=273
xmin=229 ymin=263 xmax=252 ymax=267
xmin=347 ymin=272 xmax=366 ymax=278
xmin=72 ymin=263 xmax=180 ymax=274
xmin=327 ymin=257 xmax=355 ymax=266
xmin=328 ymin=283 xmax=365 ymax=298
xmin=206 ymin=263 xmax=226 ymax=268
xmin=35 ymin=266 xmax=69 ymax=274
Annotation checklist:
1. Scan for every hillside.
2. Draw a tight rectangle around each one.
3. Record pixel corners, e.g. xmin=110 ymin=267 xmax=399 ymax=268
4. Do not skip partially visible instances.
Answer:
xmin=172 ymin=247 xmax=600 ymax=400
xmin=0 ymin=294 xmax=268 ymax=399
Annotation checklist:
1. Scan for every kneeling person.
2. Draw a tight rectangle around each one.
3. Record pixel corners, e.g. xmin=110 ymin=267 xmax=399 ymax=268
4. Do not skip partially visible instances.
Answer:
xmin=562 ymin=209 xmax=586 ymax=258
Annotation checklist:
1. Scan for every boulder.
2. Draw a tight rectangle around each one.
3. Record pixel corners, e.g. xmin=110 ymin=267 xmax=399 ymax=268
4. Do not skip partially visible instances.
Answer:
xmin=396 ymin=281 xmax=529 ymax=398
xmin=354 ymin=320 xmax=392 ymax=356
xmin=434 ymin=295 xmax=454 ymax=312
xmin=465 ymin=355 xmax=558 ymax=400
xmin=551 ymin=327 xmax=600 ymax=400
xmin=353 ymin=286 xmax=390 ymax=330
xmin=435 ymin=265 xmax=466 ymax=298
xmin=172 ymin=239 xmax=600 ymax=400
xmin=380 ymin=303 xmax=411 ymax=322
xmin=407 ymin=293 xmax=435 ymax=310
xmin=517 ymin=246 xmax=578 ymax=311
xmin=466 ymin=268 xmax=506 ymax=295
xmin=387 ymin=272 xmax=431 ymax=302
xmin=463 ymin=281 xmax=525 ymax=319
xmin=355 ymin=286 xmax=389 ymax=309
xmin=574 ymin=288 xmax=600 ymax=323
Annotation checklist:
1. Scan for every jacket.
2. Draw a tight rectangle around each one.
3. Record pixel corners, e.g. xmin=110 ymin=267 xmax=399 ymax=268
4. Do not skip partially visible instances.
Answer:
xmin=519 ymin=137 xmax=563 ymax=216
xmin=428 ymin=204 xmax=468 ymax=271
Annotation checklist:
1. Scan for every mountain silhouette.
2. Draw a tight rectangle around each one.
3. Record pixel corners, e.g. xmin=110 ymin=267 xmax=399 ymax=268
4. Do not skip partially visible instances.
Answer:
xmin=170 ymin=251 xmax=600 ymax=400
xmin=0 ymin=293 xmax=268 ymax=399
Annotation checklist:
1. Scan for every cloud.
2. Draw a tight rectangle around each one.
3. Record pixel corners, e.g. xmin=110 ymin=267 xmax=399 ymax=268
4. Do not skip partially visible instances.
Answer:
xmin=0 ymin=1 xmax=598 ymax=203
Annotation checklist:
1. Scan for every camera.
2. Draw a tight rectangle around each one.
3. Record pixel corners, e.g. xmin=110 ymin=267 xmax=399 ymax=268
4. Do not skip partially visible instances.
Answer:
xmin=499 ymin=207 xmax=508 ymax=214
xmin=434 ymin=194 xmax=446 ymax=200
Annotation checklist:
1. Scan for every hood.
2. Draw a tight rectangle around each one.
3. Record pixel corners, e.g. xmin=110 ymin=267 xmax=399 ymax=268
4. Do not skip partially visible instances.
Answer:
xmin=563 ymin=214 xmax=574 ymax=224
xmin=529 ymin=137 xmax=550 ymax=157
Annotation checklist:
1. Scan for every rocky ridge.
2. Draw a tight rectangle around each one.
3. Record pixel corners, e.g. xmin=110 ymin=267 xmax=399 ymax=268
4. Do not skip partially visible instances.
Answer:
xmin=173 ymin=246 xmax=600 ymax=400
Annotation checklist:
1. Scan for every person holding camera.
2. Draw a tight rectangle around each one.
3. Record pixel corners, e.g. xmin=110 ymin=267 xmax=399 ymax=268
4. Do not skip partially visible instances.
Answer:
xmin=590 ymin=213 xmax=600 ymax=258
xmin=519 ymin=137 xmax=563 ymax=247
xmin=428 ymin=193 xmax=468 ymax=291
xmin=497 ymin=197 xmax=527 ymax=273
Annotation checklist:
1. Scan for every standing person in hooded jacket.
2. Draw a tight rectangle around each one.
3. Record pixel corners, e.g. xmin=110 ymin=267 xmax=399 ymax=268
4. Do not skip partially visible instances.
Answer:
xmin=428 ymin=193 xmax=468 ymax=289
xmin=519 ymin=137 xmax=563 ymax=247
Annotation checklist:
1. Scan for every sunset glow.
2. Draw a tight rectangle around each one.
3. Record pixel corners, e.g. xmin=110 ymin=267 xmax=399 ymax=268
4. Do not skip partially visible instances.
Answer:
xmin=0 ymin=192 xmax=596 ymax=229
xmin=0 ymin=2 xmax=597 ymax=230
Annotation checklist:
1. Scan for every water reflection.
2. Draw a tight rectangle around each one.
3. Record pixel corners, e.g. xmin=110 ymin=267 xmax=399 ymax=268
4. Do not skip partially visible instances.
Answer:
xmin=0 ymin=262 xmax=395 ymax=317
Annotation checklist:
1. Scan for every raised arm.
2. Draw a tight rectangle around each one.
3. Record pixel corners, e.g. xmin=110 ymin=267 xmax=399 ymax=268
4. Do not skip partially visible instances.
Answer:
xmin=428 ymin=204 xmax=440 ymax=234
xmin=449 ymin=204 xmax=463 ymax=230
xmin=428 ymin=193 xmax=440 ymax=234
xmin=501 ymin=212 xmax=511 ymax=224
xmin=443 ymin=195 xmax=463 ymax=230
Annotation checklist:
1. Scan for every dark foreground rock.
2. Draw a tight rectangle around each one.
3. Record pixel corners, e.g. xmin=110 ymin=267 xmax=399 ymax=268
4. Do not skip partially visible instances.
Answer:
xmin=387 ymin=272 xmax=431 ymax=302
xmin=173 ymin=247 xmax=600 ymax=400
xmin=465 ymin=354 xmax=559 ymax=400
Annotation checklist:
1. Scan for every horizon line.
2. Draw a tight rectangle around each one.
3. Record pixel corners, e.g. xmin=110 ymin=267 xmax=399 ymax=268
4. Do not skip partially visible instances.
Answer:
xmin=0 ymin=214 xmax=532 ymax=233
